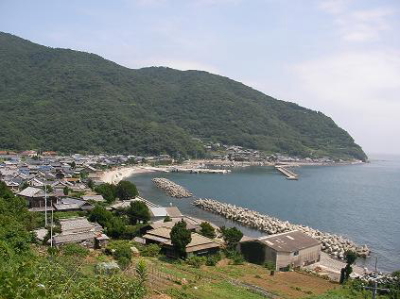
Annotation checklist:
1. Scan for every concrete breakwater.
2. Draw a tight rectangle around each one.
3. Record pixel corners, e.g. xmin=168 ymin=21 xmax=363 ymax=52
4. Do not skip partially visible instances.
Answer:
xmin=152 ymin=178 xmax=192 ymax=198
xmin=193 ymin=198 xmax=370 ymax=259
xmin=275 ymin=165 xmax=298 ymax=180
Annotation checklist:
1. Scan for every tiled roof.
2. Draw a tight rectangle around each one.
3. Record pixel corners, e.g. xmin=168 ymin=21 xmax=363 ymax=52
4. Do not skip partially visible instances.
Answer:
xmin=18 ymin=187 xmax=44 ymax=197
xmin=53 ymin=231 xmax=95 ymax=244
xmin=59 ymin=217 xmax=94 ymax=232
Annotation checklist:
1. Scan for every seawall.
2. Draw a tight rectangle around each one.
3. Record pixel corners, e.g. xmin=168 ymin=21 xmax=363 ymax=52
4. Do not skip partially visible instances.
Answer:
xmin=193 ymin=198 xmax=370 ymax=260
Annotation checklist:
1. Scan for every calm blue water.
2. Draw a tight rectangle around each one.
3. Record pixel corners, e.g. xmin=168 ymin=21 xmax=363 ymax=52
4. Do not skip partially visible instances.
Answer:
xmin=128 ymin=155 xmax=400 ymax=272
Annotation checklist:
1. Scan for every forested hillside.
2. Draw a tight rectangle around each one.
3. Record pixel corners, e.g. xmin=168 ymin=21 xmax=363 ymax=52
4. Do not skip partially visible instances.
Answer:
xmin=0 ymin=32 xmax=367 ymax=161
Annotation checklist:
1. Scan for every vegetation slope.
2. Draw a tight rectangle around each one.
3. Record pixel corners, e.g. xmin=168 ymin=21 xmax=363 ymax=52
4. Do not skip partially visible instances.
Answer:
xmin=0 ymin=32 xmax=367 ymax=161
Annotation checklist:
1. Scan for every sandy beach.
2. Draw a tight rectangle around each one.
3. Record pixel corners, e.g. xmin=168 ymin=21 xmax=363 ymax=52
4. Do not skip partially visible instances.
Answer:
xmin=100 ymin=166 xmax=156 ymax=184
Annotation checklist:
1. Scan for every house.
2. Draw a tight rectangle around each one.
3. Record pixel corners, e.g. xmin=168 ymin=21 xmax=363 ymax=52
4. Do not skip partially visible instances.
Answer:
xmin=51 ymin=180 xmax=74 ymax=190
xmin=18 ymin=186 xmax=55 ymax=209
xmin=239 ymin=230 xmax=321 ymax=271
xmin=82 ymin=194 xmax=105 ymax=202
xmin=52 ymin=217 xmax=108 ymax=248
xmin=148 ymin=206 xmax=183 ymax=221
xmin=142 ymin=227 xmax=220 ymax=258
xmin=20 ymin=150 xmax=38 ymax=157
xmin=53 ymin=197 xmax=94 ymax=211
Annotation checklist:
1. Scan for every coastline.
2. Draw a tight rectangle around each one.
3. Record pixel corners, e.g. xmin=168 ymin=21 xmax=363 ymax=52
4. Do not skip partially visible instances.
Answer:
xmin=99 ymin=159 xmax=365 ymax=184
xmin=99 ymin=166 xmax=156 ymax=184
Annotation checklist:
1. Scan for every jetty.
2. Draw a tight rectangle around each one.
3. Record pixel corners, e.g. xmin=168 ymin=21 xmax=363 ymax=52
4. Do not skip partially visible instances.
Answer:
xmin=152 ymin=178 xmax=192 ymax=198
xmin=171 ymin=168 xmax=231 ymax=174
xmin=275 ymin=165 xmax=298 ymax=180
xmin=193 ymin=198 xmax=370 ymax=260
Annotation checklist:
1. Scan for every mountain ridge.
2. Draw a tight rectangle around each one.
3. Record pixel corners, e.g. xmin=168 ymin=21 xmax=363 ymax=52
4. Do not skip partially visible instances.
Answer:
xmin=0 ymin=32 xmax=367 ymax=161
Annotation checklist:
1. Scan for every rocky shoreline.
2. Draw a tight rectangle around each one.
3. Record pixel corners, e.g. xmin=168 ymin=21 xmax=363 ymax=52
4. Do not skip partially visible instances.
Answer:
xmin=193 ymin=198 xmax=370 ymax=259
xmin=152 ymin=178 xmax=192 ymax=198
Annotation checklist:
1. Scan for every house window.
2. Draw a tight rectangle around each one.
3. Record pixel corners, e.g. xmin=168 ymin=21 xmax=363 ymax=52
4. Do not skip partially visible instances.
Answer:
xmin=294 ymin=251 xmax=299 ymax=256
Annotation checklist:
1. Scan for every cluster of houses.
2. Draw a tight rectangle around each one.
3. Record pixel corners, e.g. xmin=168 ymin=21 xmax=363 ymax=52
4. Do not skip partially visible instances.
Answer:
xmin=203 ymin=144 xmax=339 ymax=164
xmin=1 ymin=150 xmax=322 ymax=271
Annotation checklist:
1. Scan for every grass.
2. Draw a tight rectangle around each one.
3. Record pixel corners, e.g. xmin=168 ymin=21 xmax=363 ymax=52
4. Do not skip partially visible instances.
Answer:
xmin=168 ymin=281 xmax=267 ymax=299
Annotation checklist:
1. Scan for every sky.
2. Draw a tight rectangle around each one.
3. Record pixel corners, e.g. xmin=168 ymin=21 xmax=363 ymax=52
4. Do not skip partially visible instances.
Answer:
xmin=1 ymin=0 xmax=399 ymax=155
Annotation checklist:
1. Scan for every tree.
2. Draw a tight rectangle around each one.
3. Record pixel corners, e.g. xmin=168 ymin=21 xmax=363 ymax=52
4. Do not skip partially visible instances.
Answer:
xmin=106 ymin=217 xmax=126 ymax=239
xmin=170 ymin=220 xmax=192 ymax=259
xmin=20 ymin=181 xmax=29 ymax=191
xmin=87 ymin=179 xmax=94 ymax=190
xmin=220 ymin=226 xmax=243 ymax=250
xmin=0 ymin=181 xmax=14 ymax=199
xmin=112 ymin=241 xmax=133 ymax=269
xmin=199 ymin=222 xmax=216 ymax=239
xmin=88 ymin=206 xmax=113 ymax=227
xmin=116 ymin=181 xmax=138 ymax=201
xmin=126 ymin=201 xmax=150 ymax=225
xmin=163 ymin=216 xmax=172 ymax=222
xmin=70 ymin=161 xmax=76 ymax=169
xmin=94 ymin=183 xmax=117 ymax=203
xmin=63 ymin=186 xmax=69 ymax=195
xmin=45 ymin=185 xmax=53 ymax=193
xmin=340 ymin=250 xmax=357 ymax=284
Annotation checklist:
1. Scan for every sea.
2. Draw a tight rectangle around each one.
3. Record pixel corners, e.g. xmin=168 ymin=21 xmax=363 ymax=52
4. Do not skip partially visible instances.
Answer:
xmin=126 ymin=154 xmax=400 ymax=273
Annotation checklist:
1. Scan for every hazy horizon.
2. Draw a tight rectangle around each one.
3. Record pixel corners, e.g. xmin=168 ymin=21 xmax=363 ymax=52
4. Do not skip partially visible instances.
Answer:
xmin=1 ymin=0 xmax=399 ymax=155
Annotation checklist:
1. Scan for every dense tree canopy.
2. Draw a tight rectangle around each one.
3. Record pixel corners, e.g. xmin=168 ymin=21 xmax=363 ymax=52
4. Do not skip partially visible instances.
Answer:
xmin=199 ymin=222 xmax=216 ymax=239
xmin=126 ymin=201 xmax=150 ymax=225
xmin=0 ymin=32 xmax=366 ymax=161
xmin=116 ymin=181 xmax=139 ymax=201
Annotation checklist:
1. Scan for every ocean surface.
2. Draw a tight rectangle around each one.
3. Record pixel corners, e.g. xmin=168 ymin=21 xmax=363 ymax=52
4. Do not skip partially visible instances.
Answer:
xmin=127 ymin=155 xmax=400 ymax=273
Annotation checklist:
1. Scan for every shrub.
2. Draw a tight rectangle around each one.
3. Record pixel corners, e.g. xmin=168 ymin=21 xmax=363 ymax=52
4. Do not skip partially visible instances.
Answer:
xmin=140 ymin=244 xmax=161 ymax=257
xmin=227 ymin=251 xmax=244 ymax=265
xmin=186 ymin=256 xmax=206 ymax=268
xmin=108 ymin=240 xmax=133 ymax=269
xmin=264 ymin=261 xmax=276 ymax=271
xmin=392 ymin=270 xmax=400 ymax=278
xmin=62 ymin=243 xmax=89 ymax=257
xmin=205 ymin=253 xmax=221 ymax=266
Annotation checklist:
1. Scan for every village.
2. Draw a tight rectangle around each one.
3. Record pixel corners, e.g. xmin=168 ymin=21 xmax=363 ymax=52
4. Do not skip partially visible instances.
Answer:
xmin=0 ymin=149 xmax=393 ymax=298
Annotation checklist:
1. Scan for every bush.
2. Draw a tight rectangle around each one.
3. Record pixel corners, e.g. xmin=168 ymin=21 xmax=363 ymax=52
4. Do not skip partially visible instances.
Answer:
xmin=108 ymin=240 xmax=133 ymax=269
xmin=205 ymin=253 xmax=221 ymax=266
xmin=186 ymin=256 xmax=206 ymax=268
xmin=264 ymin=261 xmax=276 ymax=271
xmin=140 ymin=244 xmax=161 ymax=257
xmin=392 ymin=270 xmax=400 ymax=278
xmin=227 ymin=251 xmax=244 ymax=265
xmin=62 ymin=243 xmax=89 ymax=257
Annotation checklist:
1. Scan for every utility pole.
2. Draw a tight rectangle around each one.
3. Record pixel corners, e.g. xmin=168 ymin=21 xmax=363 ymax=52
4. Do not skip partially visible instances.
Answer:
xmin=50 ymin=202 xmax=54 ymax=247
xmin=363 ymin=258 xmax=390 ymax=298
xmin=44 ymin=185 xmax=48 ymax=227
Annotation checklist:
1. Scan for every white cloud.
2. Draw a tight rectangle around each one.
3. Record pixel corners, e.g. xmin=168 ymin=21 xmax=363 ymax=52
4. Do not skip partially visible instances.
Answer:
xmin=337 ymin=7 xmax=394 ymax=42
xmin=292 ymin=50 xmax=400 ymax=154
xmin=319 ymin=1 xmax=395 ymax=43
xmin=319 ymin=0 xmax=350 ymax=14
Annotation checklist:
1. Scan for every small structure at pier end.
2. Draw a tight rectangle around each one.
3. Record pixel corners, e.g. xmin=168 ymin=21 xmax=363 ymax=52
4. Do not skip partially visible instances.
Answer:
xmin=239 ymin=230 xmax=321 ymax=271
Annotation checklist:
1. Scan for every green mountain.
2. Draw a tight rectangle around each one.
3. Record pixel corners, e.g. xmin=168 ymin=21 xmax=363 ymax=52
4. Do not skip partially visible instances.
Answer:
xmin=0 ymin=32 xmax=367 ymax=161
